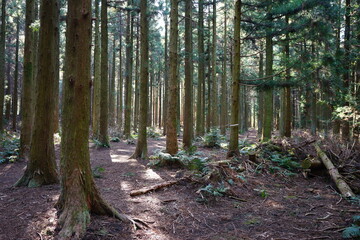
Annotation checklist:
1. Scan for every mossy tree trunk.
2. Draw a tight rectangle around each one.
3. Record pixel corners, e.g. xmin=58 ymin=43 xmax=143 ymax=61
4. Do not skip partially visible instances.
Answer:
xmin=15 ymin=0 xmax=59 ymax=187
xmin=183 ymin=0 xmax=193 ymax=149
xmin=166 ymin=0 xmax=178 ymax=155
xmin=227 ymin=0 xmax=241 ymax=157
xmin=92 ymin=0 xmax=101 ymax=137
xmin=0 ymin=0 xmax=6 ymax=132
xmin=131 ymin=0 xmax=149 ymax=159
xmin=99 ymin=0 xmax=109 ymax=146
xmin=57 ymin=1 xmax=140 ymax=238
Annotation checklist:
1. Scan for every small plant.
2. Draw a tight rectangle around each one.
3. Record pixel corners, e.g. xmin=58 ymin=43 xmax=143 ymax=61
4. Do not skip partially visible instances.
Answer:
xmin=0 ymin=133 xmax=20 ymax=164
xmin=198 ymin=183 xmax=229 ymax=197
xmin=203 ymin=128 xmax=223 ymax=148
xmin=254 ymin=188 xmax=268 ymax=198
xmin=343 ymin=216 xmax=360 ymax=239
xmin=147 ymin=127 xmax=161 ymax=139
xmin=270 ymin=153 xmax=300 ymax=171
xmin=110 ymin=137 xmax=120 ymax=142
xmin=92 ymin=166 xmax=105 ymax=178
xmin=93 ymin=139 xmax=110 ymax=148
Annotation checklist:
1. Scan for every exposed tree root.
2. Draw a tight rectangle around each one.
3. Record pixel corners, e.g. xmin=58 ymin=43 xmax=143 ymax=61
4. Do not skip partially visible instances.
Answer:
xmin=14 ymin=169 xmax=58 ymax=187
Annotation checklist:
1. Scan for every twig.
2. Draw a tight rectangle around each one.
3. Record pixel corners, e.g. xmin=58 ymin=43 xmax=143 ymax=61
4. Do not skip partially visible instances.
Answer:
xmin=37 ymin=232 xmax=43 ymax=240
xmin=317 ymin=212 xmax=332 ymax=220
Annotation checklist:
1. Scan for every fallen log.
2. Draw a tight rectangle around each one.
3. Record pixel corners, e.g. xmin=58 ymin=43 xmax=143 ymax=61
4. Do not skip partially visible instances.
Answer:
xmin=130 ymin=178 xmax=184 ymax=197
xmin=314 ymin=144 xmax=355 ymax=198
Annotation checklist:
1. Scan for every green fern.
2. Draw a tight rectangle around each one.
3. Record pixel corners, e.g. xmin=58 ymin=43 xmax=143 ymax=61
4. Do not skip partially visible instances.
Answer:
xmin=342 ymin=225 xmax=360 ymax=239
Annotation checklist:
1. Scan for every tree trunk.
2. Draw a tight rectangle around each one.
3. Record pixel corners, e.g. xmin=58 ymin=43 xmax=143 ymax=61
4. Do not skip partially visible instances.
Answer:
xmin=99 ymin=0 xmax=109 ymax=146
xmin=196 ymin=0 xmax=204 ymax=136
xmin=109 ymin=38 xmax=116 ymax=127
xmin=134 ymin=21 xmax=140 ymax=132
xmin=131 ymin=0 xmax=148 ymax=159
xmin=15 ymin=0 xmax=59 ymax=187
xmin=0 ymin=0 xmax=6 ymax=131
xmin=210 ymin=0 xmax=218 ymax=128
xmin=163 ymin=9 xmax=168 ymax=135
xmin=123 ymin=3 xmax=134 ymax=139
xmin=183 ymin=0 xmax=193 ymax=149
xmin=220 ymin=6 xmax=227 ymax=135
xmin=261 ymin=7 xmax=273 ymax=141
xmin=257 ymin=41 xmax=264 ymax=136
xmin=53 ymin=3 xmax=60 ymax=133
xmin=117 ymin=12 xmax=123 ymax=132
xmin=227 ymin=0 xmax=241 ymax=157
xmin=92 ymin=0 xmax=101 ymax=137
xmin=166 ymin=0 xmax=179 ymax=155
xmin=11 ymin=18 xmax=20 ymax=131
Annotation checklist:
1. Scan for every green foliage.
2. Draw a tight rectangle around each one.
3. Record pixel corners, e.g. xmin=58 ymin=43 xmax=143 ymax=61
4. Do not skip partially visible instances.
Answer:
xmin=254 ymin=188 xmax=268 ymax=198
xmin=0 ymin=133 xmax=20 ymax=164
xmin=198 ymin=183 xmax=229 ymax=197
xmin=92 ymin=166 xmax=105 ymax=178
xmin=342 ymin=225 xmax=360 ymax=239
xmin=93 ymin=139 xmax=110 ymax=148
xmin=110 ymin=137 xmax=121 ymax=142
xmin=269 ymin=153 xmax=301 ymax=171
xmin=202 ymin=128 xmax=225 ymax=148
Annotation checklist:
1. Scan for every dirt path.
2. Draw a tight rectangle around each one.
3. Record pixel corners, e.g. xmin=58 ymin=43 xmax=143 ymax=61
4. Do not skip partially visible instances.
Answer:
xmin=0 ymin=135 xmax=359 ymax=240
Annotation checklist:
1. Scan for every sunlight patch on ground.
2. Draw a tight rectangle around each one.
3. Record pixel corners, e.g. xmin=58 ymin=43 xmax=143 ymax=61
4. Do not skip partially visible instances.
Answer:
xmin=110 ymin=154 xmax=134 ymax=163
xmin=265 ymin=199 xmax=284 ymax=209
xmin=141 ymin=168 xmax=162 ymax=181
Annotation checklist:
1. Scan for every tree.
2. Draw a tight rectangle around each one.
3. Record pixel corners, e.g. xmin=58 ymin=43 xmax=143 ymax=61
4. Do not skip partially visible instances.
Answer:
xmin=183 ymin=0 xmax=193 ymax=149
xmin=92 ymin=0 xmax=101 ymax=138
xmin=0 ymin=0 xmax=6 ymax=131
xmin=56 ymin=1 xmax=144 ymax=238
xmin=131 ymin=0 xmax=149 ymax=159
xmin=99 ymin=0 xmax=110 ymax=146
xmin=11 ymin=17 xmax=20 ymax=131
xmin=15 ymin=0 xmax=58 ymax=187
xmin=210 ymin=0 xmax=218 ymax=128
xmin=228 ymin=0 xmax=241 ymax=157
xmin=220 ymin=3 xmax=228 ymax=135
xmin=166 ymin=0 xmax=178 ymax=155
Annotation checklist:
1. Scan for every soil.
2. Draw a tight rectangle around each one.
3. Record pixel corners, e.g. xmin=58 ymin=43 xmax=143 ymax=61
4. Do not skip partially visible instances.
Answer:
xmin=0 ymin=132 xmax=359 ymax=240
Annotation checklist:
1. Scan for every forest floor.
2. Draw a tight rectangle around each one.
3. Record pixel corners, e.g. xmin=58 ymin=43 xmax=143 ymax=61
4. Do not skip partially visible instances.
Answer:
xmin=0 ymin=130 xmax=359 ymax=240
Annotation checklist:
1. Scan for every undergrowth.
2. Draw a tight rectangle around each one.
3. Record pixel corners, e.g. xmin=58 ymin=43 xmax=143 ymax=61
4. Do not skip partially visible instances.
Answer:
xmin=0 ymin=132 xmax=20 ymax=164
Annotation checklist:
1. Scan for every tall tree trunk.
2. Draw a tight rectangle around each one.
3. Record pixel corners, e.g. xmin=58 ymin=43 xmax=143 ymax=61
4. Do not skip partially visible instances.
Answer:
xmin=92 ymin=0 xmax=101 ymax=137
xmin=11 ymin=18 xmax=20 ymax=131
xmin=196 ymin=0 xmax=204 ymax=136
xmin=134 ymin=21 xmax=140 ymax=132
xmin=342 ymin=0 xmax=351 ymax=140
xmin=228 ymin=0 xmax=241 ymax=157
xmin=310 ymin=42 xmax=317 ymax=135
xmin=220 ymin=5 xmax=227 ymax=135
xmin=210 ymin=0 xmax=218 ymax=128
xmin=257 ymin=41 xmax=264 ymax=136
xmin=53 ymin=2 xmax=60 ymax=133
xmin=57 ymin=1 xmax=139 ymax=238
xmin=280 ymin=15 xmax=291 ymax=137
xmin=163 ymin=9 xmax=168 ymax=135
xmin=109 ymin=38 xmax=116 ymax=127
xmin=261 ymin=7 xmax=273 ymax=141
xmin=183 ymin=0 xmax=193 ymax=149
xmin=117 ymin=12 xmax=123 ymax=132
xmin=123 ymin=3 xmax=134 ymax=139
xmin=166 ymin=0 xmax=179 ymax=155
xmin=99 ymin=0 xmax=109 ymax=146
xmin=131 ymin=0 xmax=148 ymax=159
xmin=0 ymin=0 xmax=6 ymax=131
xmin=20 ymin=0 xmax=35 ymax=157
xmin=5 ymin=63 xmax=11 ymax=122
xmin=15 ymin=0 xmax=59 ymax=187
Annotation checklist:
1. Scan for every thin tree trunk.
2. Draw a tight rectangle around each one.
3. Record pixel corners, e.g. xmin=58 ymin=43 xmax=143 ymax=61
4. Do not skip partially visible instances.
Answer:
xmin=163 ymin=9 xmax=168 ymax=135
xmin=257 ymin=41 xmax=264 ymax=136
xmin=183 ymin=0 xmax=193 ymax=149
xmin=123 ymin=3 xmax=134 ymax=138
xmin=210 ymin=0 xmax=218 ymax=128
xmin=0 ymin=0 xmax=6 ymax=131
xmin=134 ymin=20 xmax=140 ymax=132
xmin=99 ymin=0 xmax=109 ymax=146
xmin=131 ymin=0 xmax=148 ymax=159
xmin=228 ymin=0 xmax=241 ymax=157
xmin=11 ymin=18 xmax=20 ymax=131
xmin=220 ymin=6 xmax=227 ymax=135
xmin=196 ymin=0 xmax=204 ymax=136
xmin=117 ymin=12 xmax=123 ymax=132
xmin=166 ymin=0 xmax=179 ymax=155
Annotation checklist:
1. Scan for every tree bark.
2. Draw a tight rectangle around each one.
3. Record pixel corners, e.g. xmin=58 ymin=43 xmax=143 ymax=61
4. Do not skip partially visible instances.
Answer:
xmin=227 ymin=0 xmax=241 ymax=157
xmin=131 ymin=0 xmax=149 ymax=159
xmin=15 ymin=0 xmax=58 ymax=187
xmin=210 ymin=0 xmax=218 ymax=128
xmin=99 ymin=0 xmax=109 ymax=146
xmin=0 ymin=0 xmax=6 ymax=132
xmin=183 ymin=0 xmax=193 ymax=149
xmin=220 ymin=5 xmax=227 ymax=135
xmin=166 ymin=0 xmax=179 ymax=155
xmin=11 ymin=18 xmax=20 ymax=131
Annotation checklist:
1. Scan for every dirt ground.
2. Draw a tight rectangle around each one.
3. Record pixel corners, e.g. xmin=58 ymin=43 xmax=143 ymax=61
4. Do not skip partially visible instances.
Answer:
xmin=0 ymin=133 xmax=359 ymax=240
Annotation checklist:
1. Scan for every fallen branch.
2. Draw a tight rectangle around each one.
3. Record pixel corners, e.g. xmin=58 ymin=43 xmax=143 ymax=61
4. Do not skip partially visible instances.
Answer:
xmin=130 ymin=178 xmax=186 ymax=196
xmin=314 ymin=144 xmax=355 ymax=198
